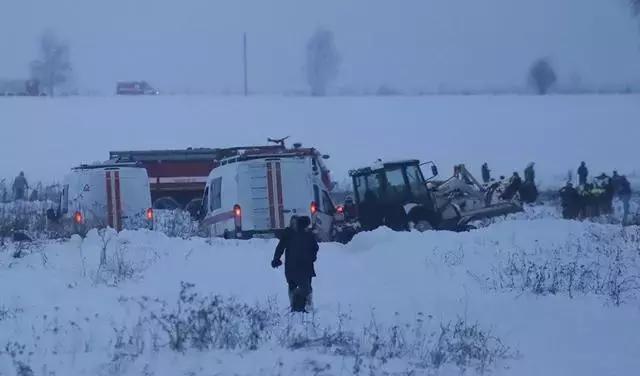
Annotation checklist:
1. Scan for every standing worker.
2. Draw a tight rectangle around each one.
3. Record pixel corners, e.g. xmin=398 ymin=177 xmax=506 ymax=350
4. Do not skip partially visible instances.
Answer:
xmin=577 ymin=162 xmax=588 ymax=186
xmin=271 ymin=216 xmax=319 ymax=312
xmin=12 ymin=171 xmax=29 ymax=201
xmin=559 ymin=182 xmax=579 ymax=219
xmin=500 ymin=172 xmax=522 ymax=200
xmin=611 ymin=170 xmax=623 ymax=192
xmin=524 ymin=162 xmax=535 ymax=184
xmin=481 ymin=163 xmax=491 ymax=184
xmin=618 ymin=175 xmax=632 ymax=223
xmin=520 ymin=162 xmax=539 ymax=203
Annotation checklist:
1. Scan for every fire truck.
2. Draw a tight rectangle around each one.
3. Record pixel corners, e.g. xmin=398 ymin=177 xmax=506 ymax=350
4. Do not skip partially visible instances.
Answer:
xmin=109 ymin=140 xmax=330 ymax=216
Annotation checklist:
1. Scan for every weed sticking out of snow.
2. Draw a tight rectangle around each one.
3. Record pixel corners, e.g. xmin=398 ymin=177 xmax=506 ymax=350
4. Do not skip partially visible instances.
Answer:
xmin=474 ymin=225 xmax=640 ymax=305
xmin=0 ymin=282 xmax=513 ymax=376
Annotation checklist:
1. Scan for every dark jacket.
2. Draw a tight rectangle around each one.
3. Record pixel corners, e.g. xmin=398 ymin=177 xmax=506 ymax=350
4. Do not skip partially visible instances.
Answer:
xmin=559 ymin=185 xmax=578 ymax=206
xmin=273 ymin=227 xmax=319 ymax=282
xmin=524 ymin=165 xmax=535 ymax=183
xmin=619 ymin=178 xmax=631 ymax=196
xmin=578 ymin=165 xmax=588 ymax=184
xmin=481 ymin=164 xmax=491 ymax=183
xmin=12 ymin=175 xmax=28 ymax=192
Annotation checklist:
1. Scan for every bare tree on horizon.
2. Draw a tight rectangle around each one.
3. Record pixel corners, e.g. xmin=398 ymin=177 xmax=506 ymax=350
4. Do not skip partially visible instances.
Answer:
xmin=528 ymin=58 xmax=557 ymax=95
xmin=30 ymin=30 xmax=72 ymax=96
xmin=305 ymin=28 xmax=341 ymax=96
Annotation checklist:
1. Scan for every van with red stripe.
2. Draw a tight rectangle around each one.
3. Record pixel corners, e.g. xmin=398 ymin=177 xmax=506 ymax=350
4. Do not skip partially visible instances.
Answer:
xmin=199 ymin=145 xmax=336 ymax=241
xmin=47 ymin=163 xmax=154 ymax=236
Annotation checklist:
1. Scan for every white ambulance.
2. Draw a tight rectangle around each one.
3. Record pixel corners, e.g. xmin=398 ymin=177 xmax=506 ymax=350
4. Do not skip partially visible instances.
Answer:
xmin=199 ymin=145 xmax=337 ymax=241
xmin=47 ymin=163 xmax=154 ymax=236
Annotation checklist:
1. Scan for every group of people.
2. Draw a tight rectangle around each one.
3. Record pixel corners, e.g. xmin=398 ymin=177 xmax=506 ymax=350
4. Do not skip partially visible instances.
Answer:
xmin=481 ymin=162 xmax=539 ymax=204
xmin=559 ymin=162 xmax=633 ymax=222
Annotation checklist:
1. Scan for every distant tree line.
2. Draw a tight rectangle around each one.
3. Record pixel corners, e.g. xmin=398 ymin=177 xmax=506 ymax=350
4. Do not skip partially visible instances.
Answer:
xmin=13 ymin=14 xmax=640 ymax=98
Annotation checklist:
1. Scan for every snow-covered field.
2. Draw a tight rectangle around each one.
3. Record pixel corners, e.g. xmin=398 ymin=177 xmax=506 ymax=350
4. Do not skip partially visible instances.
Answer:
xmin=1 ymin=215 xmax=639 ymax=375
xmin=1 ymin=94 xmax=639 ymax=189
xmin=1 ymin=94 xmax=639 ymax=375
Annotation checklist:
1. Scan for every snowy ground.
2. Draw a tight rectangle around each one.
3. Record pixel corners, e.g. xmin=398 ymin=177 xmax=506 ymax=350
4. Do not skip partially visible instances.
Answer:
xmin=1 ymin=214 xmax=639 ymax=375
xmin=1 ymin=94 xmax=639 ymax=375
xmin=1 ymin=94 xmax=639 ymax=189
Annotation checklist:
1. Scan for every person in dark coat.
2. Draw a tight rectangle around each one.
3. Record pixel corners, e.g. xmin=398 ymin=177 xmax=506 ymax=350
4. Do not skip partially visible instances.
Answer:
xmin=618 ymin=176 xmax=632 ymax=223
xmin=611 ymin=171 xmax=623 ymax=193
xmin=577 ymin=162 xmax=588 ymax=186
xmin=520 ymin=163 xmax=538 ymax=203
xmin=500 ymin=172 xmax=522 ymax=200
xmin=524 ymin=162 xmax=535 ymax=184
xmin=272 ymin=216 xmax=319 ymax=312
xmin=481 ymin=163 xmax=491 ymax=184
xmin=12 ymin=171 xmax=28 ymax=201
xmin=595 ymin=173 xmax=614 ymax=215
xmin=559 ymin=182 xmax=579 ymax=219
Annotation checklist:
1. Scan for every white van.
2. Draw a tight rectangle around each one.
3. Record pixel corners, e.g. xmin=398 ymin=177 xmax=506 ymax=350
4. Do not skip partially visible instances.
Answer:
xmin=199 ymin=147 xmax=337 ymax=241
xmin=48 ymin=163 xmax=154 ymax=236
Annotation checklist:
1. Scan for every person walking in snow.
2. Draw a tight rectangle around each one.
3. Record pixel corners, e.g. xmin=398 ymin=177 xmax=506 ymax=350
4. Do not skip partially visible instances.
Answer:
xmin=577 ymin=162 xmax=588 ymax=186
xmin=481 ymin=163 xmax=491 ymax=184
xmin=272 ymin=216 xmax=319 ymax=312
xmin=12 ymin=171 xmax=29 ymax=201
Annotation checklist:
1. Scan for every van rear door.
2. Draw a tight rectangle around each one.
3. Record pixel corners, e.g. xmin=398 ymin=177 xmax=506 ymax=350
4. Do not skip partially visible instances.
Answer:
xmin=116 ymin=167 xmax=152 ymax=230
xmin=104 ymin=169 xmax=124 ymax=231
xmin=275 ymin=158 xmax=311 ymax=227
xmin=239 ymin=158 xmax=311 ymax=232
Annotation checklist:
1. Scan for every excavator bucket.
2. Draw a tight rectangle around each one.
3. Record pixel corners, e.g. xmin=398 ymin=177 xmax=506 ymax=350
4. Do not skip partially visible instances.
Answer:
xmin=457 ymin=201 xmax=523 ymax=225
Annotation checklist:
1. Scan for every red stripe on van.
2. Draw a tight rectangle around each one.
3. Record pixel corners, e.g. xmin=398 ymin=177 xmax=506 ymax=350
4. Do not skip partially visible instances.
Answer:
xmin=275 ymin=162 xmax=285 ymax=228
xmin=114 ymin=171 xmax=122 ymax=231
xmin=266 ymin=163 xmax=276 ymax=228
xmin=106 ymin=171 xmax=114 ymax=228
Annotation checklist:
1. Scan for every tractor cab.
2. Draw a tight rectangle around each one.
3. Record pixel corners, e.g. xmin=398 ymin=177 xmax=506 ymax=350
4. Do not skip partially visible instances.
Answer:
xmin=349 ymin=160 xmax=440 ymax=231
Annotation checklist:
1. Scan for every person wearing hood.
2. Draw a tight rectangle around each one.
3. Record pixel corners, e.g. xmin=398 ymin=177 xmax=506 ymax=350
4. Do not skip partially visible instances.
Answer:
xmin=12 ymin=171 xmax=28 ymax=201
xmin=481 ymin=163 xmax=491 ymax=184
xmin=524 ymin=162 xmax=535 ymax=184
xmin=618 ymin=176 xmax=632 ymax=223
xmin=559 ymin=182 xmax=579 ymax=219
xmin=577 ymin=162 xmax=588 ymax=186
xmin=271 ymin=216 xmax=319 ymax=312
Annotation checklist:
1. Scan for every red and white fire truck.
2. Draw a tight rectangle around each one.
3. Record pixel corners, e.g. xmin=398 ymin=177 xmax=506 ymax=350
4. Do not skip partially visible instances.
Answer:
xmin=109 ymin=141 xmax=333 ymax=218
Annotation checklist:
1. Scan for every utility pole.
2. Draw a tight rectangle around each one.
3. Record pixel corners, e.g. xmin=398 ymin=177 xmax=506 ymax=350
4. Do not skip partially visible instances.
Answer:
xmin=243 ymin=32 xmax=248 ymax=96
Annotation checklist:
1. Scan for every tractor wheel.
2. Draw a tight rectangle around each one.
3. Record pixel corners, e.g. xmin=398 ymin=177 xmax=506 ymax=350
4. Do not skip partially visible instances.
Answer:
xmin=153 ymin=197 xmax=181 ymax=210
xmin=414 ymin=220 xmax=433 ymax=232
xmin=185 ymin=198 xmax=203 ymax=218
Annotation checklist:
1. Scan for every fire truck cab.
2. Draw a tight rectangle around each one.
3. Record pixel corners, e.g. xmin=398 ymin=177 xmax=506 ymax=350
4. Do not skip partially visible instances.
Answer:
xmin=47 ymin=163 xmax=154 ymax=236
xmin=199 ymin=144 xmax=337 ymax=241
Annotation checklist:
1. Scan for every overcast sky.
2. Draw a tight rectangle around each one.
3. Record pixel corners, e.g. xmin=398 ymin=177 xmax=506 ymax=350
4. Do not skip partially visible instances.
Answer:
xmin=1 ymin=0 xmax=639 ymax=93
